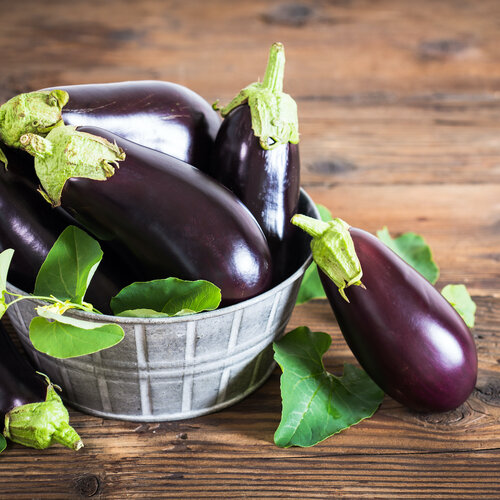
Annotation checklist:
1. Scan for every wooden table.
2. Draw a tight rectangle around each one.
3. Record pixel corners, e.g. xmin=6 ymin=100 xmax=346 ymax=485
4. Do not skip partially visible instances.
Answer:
xmin=1 ymin=0 xmax=499 ymax=497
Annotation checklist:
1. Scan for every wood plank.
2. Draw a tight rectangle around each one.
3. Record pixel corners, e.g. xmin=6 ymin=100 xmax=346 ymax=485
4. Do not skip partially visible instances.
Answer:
xmin=1 ymin=438 xmax=499 ymax=498
xmin=2 ymin=0 xmax=500 ymax=100
xmin=299 ymin=101 xmax=500 ymax=186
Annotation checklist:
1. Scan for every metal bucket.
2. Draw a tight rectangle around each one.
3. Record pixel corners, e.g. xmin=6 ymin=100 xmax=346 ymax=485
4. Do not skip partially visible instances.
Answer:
xmin=6 ymin=190 xmax=318 ymax=421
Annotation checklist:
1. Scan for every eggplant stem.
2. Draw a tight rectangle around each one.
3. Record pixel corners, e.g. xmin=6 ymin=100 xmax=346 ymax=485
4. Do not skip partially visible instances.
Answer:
xmin=262 ymin=42 xmax=285 ymax=93
xmin=218 ymin=43 xmax=299 ymax=149
xmin=291 ymin=214 xmax=331 ymax=239
xmin=292 ymin=213 xmax=364 ymax=301
xmin=52 ymin=421 xmax=84 ymax=451
xmin=20 ymin=133 xmax=53 ymax=159
xmin=2 ymin=292 xmax=100 ymax=316
xmin=36 ymin=371 xmax=62 ymax=392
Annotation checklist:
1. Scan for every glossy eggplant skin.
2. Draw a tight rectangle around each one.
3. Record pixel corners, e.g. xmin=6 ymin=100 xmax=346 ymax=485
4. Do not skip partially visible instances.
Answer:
xmin=60 ymin=126 xmax=273 ymax=305
xmin=0 ymin=148 xmax=69 ymax=292
xmin=0 ymin=148 xmax=128 ymax=313
xmin=0 ymin=322 xmax=45 ymax=420
xmin=46 ymin=81 xmax=221 ymax=172
xmin=320 ymin=228 xmax=477 ymax=412
xmin=209 ymin=105 xmax=300 ymax=284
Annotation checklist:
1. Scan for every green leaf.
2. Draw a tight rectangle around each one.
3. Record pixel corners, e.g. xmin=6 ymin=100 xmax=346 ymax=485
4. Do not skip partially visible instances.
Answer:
xmin=296 ymin=204 xmax=332 ymax=305
xmin=0 ymin=249 xmax=14 ymax=318
xmin=316 ymin=204 xmax=333 ymax=222
xmin=273 ymin=327 xmax=384 ymax=448
xmin=114 ymin=308 xmax=173 ymax=318
xmin=29 ymin=311 xmax=124 ymax=358
xmin=0 ymin=248 xmax=14 ymax=294
xmin=295 ymin=263 xmax=325 ymax=305
xmin=441 ymin=284 xmax=476 ymax=328
xmin=34 ymin=226 xmax=103 ymax=304
xmin=0 ymin=434 xmax=6 ymax=453
xmin=376 ymin=227 xmax=439 ymax=284
xmin=111 ymin=278 xmax=221 ymax=318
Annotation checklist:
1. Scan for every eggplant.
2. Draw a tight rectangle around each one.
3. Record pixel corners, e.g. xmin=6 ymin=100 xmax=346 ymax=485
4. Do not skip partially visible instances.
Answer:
xmin=0 ymin=81 xmax=221 ymax=172
xmin=0 ymin=147 xmax=133 ymax=313
xmin=0 ymin=322 xmax=82 ymax=450
xmin=209 ymin=43 xmax=300 ymax=284
xmin=22 ymin=125 xmax=272 ymax=305
xmin=292 ymin=214 xmax=478 ymax=412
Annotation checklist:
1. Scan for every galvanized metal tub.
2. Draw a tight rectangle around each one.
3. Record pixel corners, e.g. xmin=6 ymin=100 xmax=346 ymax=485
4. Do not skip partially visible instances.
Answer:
xmin=6 ymin=190 xmax=318 ymax=422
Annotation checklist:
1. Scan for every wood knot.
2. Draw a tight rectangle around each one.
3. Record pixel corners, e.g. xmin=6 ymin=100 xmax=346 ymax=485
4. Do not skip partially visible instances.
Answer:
xmin=309 ymin=157 xmax=357 ymax=175
xmin=475 ymin=379 xmax=500 ymax=407
xmin=165 ymin=472 xmax=185 ymax=480
xmin=261 ymin=3 xmax=315 ymax=27
xmin=108 ymin=28 xmax=139 ymax=42
xmin=417 ymin=39 xmax=475 ymax=61
xmin=176 ymin=432 xmax=188 ymax=440
xmin=74 ymin=474 xmax=100 ymax=497
xmin=415 ymin=404 xmax=470 ymax=426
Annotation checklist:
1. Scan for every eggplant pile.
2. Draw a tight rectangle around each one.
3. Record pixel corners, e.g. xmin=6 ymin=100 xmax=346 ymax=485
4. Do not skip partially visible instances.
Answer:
xmin=0 ymin=42 xmax=301 ymax=306
xmin=0 ymin=40 xmax=478 ymax=419
xmin=22 ymin=125 xmax=273 ymax=305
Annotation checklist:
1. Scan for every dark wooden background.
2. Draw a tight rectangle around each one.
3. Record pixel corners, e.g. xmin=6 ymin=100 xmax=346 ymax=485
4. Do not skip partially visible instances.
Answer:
xmin=0 ymin=0 xmax=499 ymax=498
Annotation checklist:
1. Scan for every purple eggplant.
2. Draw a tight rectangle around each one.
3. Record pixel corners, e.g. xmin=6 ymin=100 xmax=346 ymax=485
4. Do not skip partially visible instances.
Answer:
xmin=55 ymin=81 xmax=221 ymax=172
xmin=0 ymin=81 xmax=220 ymax=172
xmin=292 ymin=214 xmax=478 ymax=412
xmin=22 ymin=125 xmax=272 ymax=305
xmin=209 ymin=43 xmax=300 ymax=284
xmin=0 ymin=322 xmax=82 ymax=450
xmin=0 ymin=147 xmax=134 ymax=313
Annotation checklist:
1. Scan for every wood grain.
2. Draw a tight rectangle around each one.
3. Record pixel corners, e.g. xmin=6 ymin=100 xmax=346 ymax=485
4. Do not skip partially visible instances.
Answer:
xmin=0 ymin=0 xmax=499 ymax=498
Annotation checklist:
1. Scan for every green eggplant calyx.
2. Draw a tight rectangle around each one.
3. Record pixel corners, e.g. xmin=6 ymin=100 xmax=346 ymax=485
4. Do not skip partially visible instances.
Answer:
xmin=220 ymin=42 xmax=299 ymax=150
xmin=291 ymin=214 xmax=364 ymax=302
xmin=24 ymin=125 xmax=125 ymax=206
xmin=0 ymin=90 xmax=69 ymax=149
xmin=3 ymin=374 xmax=83 ymax=450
